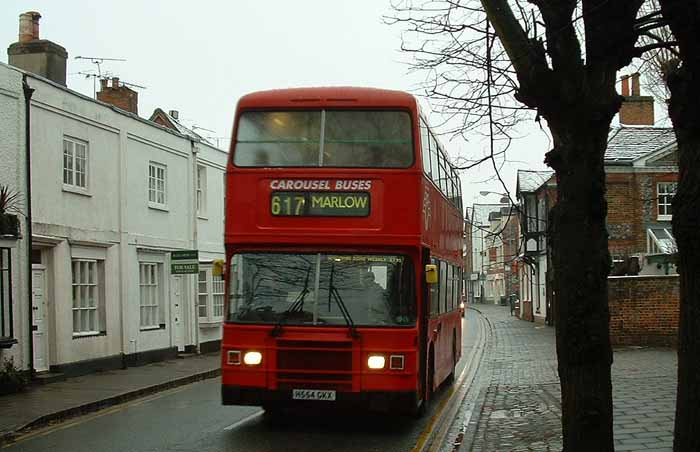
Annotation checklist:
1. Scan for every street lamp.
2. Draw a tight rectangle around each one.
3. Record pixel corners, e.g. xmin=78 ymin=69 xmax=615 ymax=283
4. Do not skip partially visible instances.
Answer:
xmin=479 ymin=191 xmax=510 ymax=203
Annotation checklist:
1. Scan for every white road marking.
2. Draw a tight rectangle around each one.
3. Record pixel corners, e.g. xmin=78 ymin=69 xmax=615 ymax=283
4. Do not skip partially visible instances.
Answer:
xmin=223 ymin=410 xmax=264 ymax=431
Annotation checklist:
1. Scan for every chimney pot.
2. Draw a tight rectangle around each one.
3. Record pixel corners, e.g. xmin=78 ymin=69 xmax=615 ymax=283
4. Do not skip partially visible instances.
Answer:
xmin=168 ymin=110 xmax=179 ymax=120
xmin=621 ymin=74 xmax=630 ymax=97
xmin=19 ymin=12 xmax=41 ymax=42
xmin=111 ymin=77 xmax=119 ymax=88
xmin=631 ymin=73 xmax=641 ymax=96
xmin=100 ymin=78 xmax=109 ymax=90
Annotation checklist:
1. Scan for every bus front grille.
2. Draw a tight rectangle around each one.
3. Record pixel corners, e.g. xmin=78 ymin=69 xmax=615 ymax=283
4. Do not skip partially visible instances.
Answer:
xmin=276 ymin=340 xmax=353 ymax=388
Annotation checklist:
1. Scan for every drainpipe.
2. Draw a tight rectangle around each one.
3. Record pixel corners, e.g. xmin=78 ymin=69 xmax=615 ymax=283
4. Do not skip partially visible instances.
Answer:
xmin=190 ymin=139 xmax=200 ymax=353
xmin=22 ymin=74 xmax=35 ymax=377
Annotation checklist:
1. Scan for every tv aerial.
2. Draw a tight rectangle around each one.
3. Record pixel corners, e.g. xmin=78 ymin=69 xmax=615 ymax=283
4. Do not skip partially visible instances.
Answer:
xmin=75 ymin=55 xmax=126 ymax=77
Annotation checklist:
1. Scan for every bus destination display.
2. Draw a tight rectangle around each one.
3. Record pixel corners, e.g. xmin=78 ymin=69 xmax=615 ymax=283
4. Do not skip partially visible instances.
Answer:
xmin=271 ymin=191 xmax=370 ymax=217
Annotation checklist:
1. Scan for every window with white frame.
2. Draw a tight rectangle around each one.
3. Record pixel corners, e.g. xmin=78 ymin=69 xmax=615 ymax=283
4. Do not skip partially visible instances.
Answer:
xmin=657 ymin=182 xmax=676 ymax=219
xmin=63 ymin=137 xmax=88 ymax=189
xmin=198 ymin=266 xmax=225 ymax=322
xmin=198 ymin=270 xmax=208 ymax=318
xmin=139 ymin=262 xmax=161 ymax=328
xmin=148 ymin=162 xmax=167 ymax=208
xmin=72 ymin=259 xmax=100 ymax=335
xmin=1 ymin=248 xmax=13 ymax=340
xmin=197 ymin=165 xmax=207 ymax=217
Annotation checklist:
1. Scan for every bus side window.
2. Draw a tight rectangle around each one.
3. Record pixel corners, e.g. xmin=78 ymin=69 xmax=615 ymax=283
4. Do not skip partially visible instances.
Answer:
xmin=420 ymin=120 xmax=431 ymax=177
xmin=440 ymin=260 xmax=448 ymax=314
xmin=429 ymin=257 xmax=440 ymax=317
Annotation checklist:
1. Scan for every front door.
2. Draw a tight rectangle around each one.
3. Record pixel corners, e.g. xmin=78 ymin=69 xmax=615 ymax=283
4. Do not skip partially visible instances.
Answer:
xmin=171 ymin=275 xmax=185 ymax=352
xmin=32 ymin=268 xmax=49 ymax=372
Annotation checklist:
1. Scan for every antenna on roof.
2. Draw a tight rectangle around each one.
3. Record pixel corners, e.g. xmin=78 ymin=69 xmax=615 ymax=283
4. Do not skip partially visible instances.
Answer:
xmin=191 ymin=125 xmax=215 ymax=134
xmin=75 ymin=56 xmax=127 ymax=97
xmin=75 ymin=56 xmax=126 ymax=77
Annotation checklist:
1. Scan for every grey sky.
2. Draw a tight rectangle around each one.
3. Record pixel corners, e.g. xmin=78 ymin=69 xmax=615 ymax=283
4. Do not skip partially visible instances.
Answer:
xmin=2 ymin=1 xmax=552 ymax=205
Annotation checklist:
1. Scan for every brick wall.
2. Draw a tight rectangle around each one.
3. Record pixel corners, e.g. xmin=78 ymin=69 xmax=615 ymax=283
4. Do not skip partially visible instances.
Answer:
xmin=605 ymin=172 xmax=677 ymax=258
xmin=608 ymin=275 xmax=679 ymax=347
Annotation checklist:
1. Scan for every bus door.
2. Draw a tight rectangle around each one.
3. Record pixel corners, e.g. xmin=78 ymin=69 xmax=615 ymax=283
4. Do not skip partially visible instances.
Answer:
xmin=419 ymin=248 xmax=430 ymax=399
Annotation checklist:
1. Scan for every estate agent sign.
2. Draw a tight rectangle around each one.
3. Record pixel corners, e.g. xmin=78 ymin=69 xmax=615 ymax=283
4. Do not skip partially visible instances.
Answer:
xmin=171 ymin=250 xmax=198 ymax=274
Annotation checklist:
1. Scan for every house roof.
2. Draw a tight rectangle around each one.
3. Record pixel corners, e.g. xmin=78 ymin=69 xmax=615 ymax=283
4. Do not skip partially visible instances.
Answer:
xmin=471 ymin=203 xmax=508 ymax=226
xmin=149 ymin=108 xmax=212 ymax=144
xmin=605 ymin=126 xmax=676 ymax=164
xmin=517 ymin=170 xmax=554 ymax=193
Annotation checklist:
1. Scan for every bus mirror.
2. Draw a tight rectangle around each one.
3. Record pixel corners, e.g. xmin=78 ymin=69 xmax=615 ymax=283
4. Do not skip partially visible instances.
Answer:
xmin=213 ymin=259 xmax=225 ymax=279
xmin=425 ymin=264 xmax=438 ymax=284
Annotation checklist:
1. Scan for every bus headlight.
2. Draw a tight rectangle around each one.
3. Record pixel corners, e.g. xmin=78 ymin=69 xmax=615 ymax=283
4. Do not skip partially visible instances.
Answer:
xmin=243 ymin=351 xmax=263 ymax=366
xmin=368 ymin=355 xmax=386 ymax=369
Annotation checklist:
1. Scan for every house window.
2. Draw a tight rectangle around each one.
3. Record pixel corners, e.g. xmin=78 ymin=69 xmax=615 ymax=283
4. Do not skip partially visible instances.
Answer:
xmin=148 ymin=162 xmax=167 ymax=208
xmin=139 ymin=262 xmax=162 ymax=328
xmin=196 ymin=165 xmax=207 ymax=217
xmin=657 ymin=182 xmax=676 ymax=220
xmin=1 ymin=248 xmax=13 ymax=340
xmin=63 ymin=137 xmax=88 ymax=189
xmin=198 ymin=270 xmax=208 ymax=318
xmin=198 ymin=266 xmax=225 ymax=321
xmin=72 ymin=259 xmax=100 ymax=335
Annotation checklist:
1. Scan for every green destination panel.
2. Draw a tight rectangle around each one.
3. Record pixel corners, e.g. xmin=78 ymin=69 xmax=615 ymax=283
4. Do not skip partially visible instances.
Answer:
xmin=271 ymin=191 xmax=370 ymax=217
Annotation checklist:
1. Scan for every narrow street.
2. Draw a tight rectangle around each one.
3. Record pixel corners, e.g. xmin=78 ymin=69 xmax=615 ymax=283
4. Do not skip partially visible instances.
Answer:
xmin=3 ymin=313 xmax=482 ymax=452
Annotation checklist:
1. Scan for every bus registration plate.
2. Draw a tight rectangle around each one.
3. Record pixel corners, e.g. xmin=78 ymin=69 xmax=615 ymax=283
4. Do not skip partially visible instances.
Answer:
xmin=292 ymin=389 xmax=337 ymax=401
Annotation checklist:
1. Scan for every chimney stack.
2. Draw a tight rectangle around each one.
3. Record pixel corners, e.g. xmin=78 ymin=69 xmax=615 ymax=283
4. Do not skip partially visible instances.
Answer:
xmin=97 ymin=77 xmax=139 ymax=115
xmin=619 ymin=73 xmax=655 ymax=126
xmin=8 ymin=12 xmax=68 ymax=86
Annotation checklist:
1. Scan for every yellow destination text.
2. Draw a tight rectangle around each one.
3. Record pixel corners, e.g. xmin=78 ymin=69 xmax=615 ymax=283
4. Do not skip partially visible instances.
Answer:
xmin=311 ymin=194 xmax=368 ymax=210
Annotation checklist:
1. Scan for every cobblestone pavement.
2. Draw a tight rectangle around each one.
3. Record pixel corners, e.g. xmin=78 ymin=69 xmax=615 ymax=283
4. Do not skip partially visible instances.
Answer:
xmin=453 ymin=304 xmax=677 ymax=452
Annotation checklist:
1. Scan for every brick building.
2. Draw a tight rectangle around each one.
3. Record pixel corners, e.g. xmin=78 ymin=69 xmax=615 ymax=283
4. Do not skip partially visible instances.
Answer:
xmin=515 ymin=73 xmax=678 ymax=329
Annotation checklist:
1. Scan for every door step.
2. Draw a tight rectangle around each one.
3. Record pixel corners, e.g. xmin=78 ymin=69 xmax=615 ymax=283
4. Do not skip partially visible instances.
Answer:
xmin=33 ymin=371 xmax=66 ymax=385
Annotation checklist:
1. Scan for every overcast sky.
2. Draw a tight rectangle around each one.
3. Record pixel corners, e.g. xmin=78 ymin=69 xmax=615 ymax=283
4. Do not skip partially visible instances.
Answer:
xmin=2 ymin=1 xmax=552 ymax=206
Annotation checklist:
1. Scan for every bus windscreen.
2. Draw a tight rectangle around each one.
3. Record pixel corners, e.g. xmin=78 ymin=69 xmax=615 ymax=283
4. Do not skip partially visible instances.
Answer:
xmin=233 ymin=110 xmax=413 ymax=168
xmin=227 ymin=253 xmax=416 ymax=327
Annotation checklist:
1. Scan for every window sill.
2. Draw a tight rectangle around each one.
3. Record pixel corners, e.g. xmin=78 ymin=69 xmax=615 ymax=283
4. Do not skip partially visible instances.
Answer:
xmin=197 ymin=214 xmax=208 ymax=220
xmin=199 ymin=319 xmax=222 ymax=327
xmin=0 ymin=337 xmax=17 ymax=349
xmin=72 ymin=331 xmax=106 ymax=339
xmin=148 ymin=202 xmax=169 ymax=212
xmin=140 ymin=324 xmax=167 ymax=332
xmin=63 ymin=185 xmax=91 ymax=197
xmin=657 ymin=215 xmax=672 ymax=221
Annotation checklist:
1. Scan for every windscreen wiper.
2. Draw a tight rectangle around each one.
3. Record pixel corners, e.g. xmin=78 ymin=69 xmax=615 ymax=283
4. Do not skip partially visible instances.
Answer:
xmin=271 ymin=267 xmax=311 ymax=337
xmin=328 ymin=264 xmax=359 ymax=338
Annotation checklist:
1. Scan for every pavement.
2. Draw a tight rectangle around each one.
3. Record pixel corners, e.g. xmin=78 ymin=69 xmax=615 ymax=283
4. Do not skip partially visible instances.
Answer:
xmin=0 ymin=353 xmax=220 ymax=445
xmin=452 ymin=304 xmax=677 ymax=452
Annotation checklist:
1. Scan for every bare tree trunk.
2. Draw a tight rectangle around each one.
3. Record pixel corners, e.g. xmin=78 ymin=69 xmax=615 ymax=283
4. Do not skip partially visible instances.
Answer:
xmin=657 ymin=2 xmax=700 ymax=450
xmin=547 ymin=118 xmax=614 ymax=452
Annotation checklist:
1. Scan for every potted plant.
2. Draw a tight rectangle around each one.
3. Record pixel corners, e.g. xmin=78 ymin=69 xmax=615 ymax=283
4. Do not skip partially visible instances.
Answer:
xmin=0 ymin=358 xmax=28 ymax=396
xmin=0 ymin=185 xmax=21 ymax=237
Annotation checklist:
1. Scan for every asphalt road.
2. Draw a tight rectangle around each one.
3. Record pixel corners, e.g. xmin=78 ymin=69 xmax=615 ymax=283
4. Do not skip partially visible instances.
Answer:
xmin=5 ymin=312 xmax=481 ymax=452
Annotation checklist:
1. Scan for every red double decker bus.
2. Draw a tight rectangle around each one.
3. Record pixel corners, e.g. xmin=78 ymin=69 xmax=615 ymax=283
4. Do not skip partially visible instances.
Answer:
xmin=221 ymin=87 xmax=464 ymax=414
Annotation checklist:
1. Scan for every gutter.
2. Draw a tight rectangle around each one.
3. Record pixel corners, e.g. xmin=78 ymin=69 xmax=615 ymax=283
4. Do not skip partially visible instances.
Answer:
xmin=22 ymin=74 xmax=35 ymax=376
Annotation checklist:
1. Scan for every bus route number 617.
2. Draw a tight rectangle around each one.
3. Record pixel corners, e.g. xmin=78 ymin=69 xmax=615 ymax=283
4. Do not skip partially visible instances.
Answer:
xmin=271 ymin=194 xmax=306 ymax=216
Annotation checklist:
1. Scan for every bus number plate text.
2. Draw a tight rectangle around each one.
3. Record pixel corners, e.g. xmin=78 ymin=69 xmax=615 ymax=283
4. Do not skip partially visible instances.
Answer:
xmin=271 ymin=192 xmax=370 ymax=217
xmin=292 ymin=389 xmax=337 ymax=401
